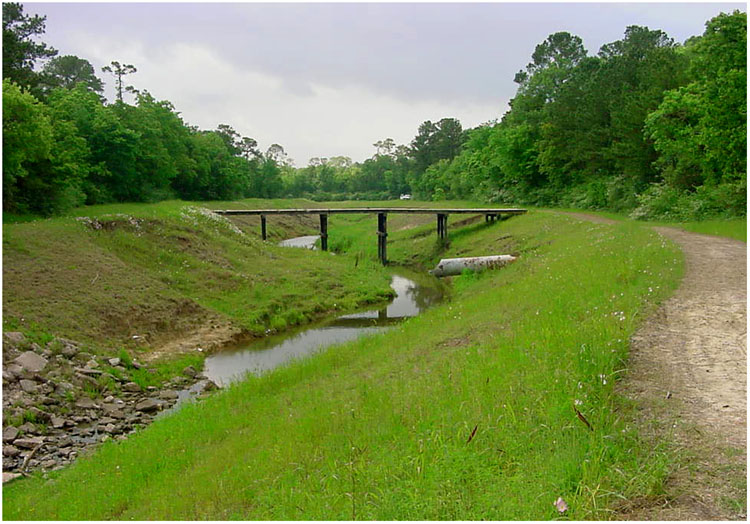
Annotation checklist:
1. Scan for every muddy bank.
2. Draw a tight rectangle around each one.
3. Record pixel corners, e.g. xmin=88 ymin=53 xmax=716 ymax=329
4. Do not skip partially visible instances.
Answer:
xmin=2 ymin=332 xmax=219 ymax=480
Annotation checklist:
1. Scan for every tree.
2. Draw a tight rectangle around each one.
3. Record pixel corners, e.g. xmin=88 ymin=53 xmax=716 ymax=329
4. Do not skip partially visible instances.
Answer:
xmin=41 ymin=55 xmax=104 ymax=94
xmin=410 ymin=118 xmax=466 ymax=175
xmin=2 ymin=2 xmax=57 ymax=92
xmin=101 ymin=60 xmax=137 ymax=102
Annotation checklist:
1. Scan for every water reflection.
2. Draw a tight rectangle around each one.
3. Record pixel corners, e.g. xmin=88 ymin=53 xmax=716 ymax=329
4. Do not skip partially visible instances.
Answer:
xmin=203 ymin=274 xmax=443 ymax=387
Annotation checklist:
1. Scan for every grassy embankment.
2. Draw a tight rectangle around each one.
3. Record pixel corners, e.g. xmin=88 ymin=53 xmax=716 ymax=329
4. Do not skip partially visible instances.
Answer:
xmin=2 ymin=199 xmax=393 ymax=382
xmin=4 ymin=208 xmax=684 ymax=519
xmin=551 ymin=207 xmax=747 ymax=242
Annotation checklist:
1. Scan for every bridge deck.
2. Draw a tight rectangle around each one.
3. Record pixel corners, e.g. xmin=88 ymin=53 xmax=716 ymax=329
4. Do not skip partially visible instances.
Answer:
xmin=214 ymin=207 xmax=527 ymax=265
xmin=214 ymin=208 xmax=527 ymax=215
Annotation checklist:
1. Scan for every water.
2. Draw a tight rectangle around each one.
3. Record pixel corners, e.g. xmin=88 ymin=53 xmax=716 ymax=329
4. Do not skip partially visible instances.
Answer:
xmin=170 ymin=235 xmax=444 ymax=408
xmin=278 ymin=235 xmax=319 ymax=249
xmin=203 ymin=273 xmax=443 ymax=386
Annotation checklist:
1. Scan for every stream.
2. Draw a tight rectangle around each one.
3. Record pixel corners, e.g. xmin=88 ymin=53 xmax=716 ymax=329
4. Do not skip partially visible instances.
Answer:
xmin=174 ymin=235 xmax=445 ymax=403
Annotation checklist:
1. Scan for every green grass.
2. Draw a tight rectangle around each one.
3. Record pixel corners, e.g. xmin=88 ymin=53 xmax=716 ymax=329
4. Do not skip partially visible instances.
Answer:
xmin=549 ymin=207 xmax=746 ymax=242
xmin=3 ymin=210 xmax=684 ymax=519
xmin=3 ymin=199 xmax=394 ymax=356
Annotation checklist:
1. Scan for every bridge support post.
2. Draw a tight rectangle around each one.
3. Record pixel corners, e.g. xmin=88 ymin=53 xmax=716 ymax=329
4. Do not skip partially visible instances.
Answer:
xmin=437 ymin=213 xmax=448 ymax=243
xmin=261 ymin=214 xmax=267 ymax=240
xmin=319 ymin=214 xmax=328 ymax=251
xmin=377 ymin=212 xmax=387 ymax=265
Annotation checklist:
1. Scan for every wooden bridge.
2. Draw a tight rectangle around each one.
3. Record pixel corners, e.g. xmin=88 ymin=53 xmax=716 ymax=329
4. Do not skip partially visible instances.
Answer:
xmin=214 ymin=207 xmax=527 ymax=264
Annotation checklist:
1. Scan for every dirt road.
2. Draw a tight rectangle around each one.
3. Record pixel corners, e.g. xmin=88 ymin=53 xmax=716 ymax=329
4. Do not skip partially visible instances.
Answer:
xmin=564 ymin=213 xmax=747 ymax=519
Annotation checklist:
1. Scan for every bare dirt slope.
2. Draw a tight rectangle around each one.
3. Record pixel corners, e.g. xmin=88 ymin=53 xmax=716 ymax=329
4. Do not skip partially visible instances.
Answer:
xmin=564 ymin=213 xmax=747 ymax=519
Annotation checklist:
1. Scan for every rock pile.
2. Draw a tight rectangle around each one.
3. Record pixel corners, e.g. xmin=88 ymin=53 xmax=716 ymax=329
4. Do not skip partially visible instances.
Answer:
xmin=2 ymin=332 xmax=218 ymax=477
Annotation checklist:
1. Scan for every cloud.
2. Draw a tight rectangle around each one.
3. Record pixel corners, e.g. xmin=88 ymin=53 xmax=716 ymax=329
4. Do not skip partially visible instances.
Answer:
xmin=69 ymin=37 xmax=505 ymax=163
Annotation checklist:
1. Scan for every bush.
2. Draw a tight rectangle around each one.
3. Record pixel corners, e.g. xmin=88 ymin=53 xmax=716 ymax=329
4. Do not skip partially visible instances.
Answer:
xmin=630 ymin=181 xmax=746 ymax=220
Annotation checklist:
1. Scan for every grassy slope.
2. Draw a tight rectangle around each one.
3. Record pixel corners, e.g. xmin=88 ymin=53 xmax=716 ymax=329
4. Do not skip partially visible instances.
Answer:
xmin=2 ymin=200 xmax=393 ymax=357
xmin=550 ymin=207 xmax=747 ymax=242
xmin=4 ymin=210 xmax=683 ymax=520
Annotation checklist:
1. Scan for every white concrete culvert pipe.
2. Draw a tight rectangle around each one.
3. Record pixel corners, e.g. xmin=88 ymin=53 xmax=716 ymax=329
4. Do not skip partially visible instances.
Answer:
xmin=429 ymin=255 xmax=517 ymax=277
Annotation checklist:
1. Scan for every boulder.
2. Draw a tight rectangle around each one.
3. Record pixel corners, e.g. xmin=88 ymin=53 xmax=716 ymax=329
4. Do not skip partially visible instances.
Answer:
xmin=14 ymin=436 xmax=44 ymax=449
xmin=75 ymin=397 xmax=98 ymax=410
xmin=158 ymin=390 xmax=178 ymax=400
xmin=18 ymin=422 xmax=36 ymax=434
xmin=3 ymin=445 xmax=20 ymax=457
xmin=3 ymin=332 xmax=26 ymax=347
xmin=6 ymin=364 xmax=24 ymax=378
xmin=182 ymin=365 xmax=197 ymax=378
xmin=50 ymin=416 xmax=65 ymax=429
xmin=13 ymin=351 xmax=48 ymax=373
xmin=107 ymin=358 xmax=121 ymax=367
xmin=19 ymin=379 xmax=37 ymax=394
xmin=2 ymin=472 xmax=22 ymax=484
xmin=135 ymin=399 xmax=162 ymax=413
xmin=60 ymin=344 xmax=78 ymax=358
xmin=3 ymin=426 xmax=19 ymax=442
xmin=122 ymin=382 xmax=141 ymax=393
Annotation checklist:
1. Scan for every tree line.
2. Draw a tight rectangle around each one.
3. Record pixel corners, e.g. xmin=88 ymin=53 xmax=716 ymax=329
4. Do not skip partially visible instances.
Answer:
xmin=3 ymin=3 xmax=746 ymax=219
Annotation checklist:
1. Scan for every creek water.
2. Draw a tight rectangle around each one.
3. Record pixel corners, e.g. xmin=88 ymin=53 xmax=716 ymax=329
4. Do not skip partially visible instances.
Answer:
xmin=170 ymin=235 xmax=444 ymax=407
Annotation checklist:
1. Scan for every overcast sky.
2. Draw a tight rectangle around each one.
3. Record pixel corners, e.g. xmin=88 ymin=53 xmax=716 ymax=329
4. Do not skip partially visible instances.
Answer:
xmin=31 ymin=2 xmax=745 ymax=165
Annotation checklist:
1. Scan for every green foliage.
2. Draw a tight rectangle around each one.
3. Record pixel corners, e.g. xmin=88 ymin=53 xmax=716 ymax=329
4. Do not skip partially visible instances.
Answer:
xmin=2 ymin=2 xmax=57 ymax=93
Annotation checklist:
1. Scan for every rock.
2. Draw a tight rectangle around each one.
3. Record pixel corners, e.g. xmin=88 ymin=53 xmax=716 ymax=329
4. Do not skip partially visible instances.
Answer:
xmin=146 ymin=386 xmax=157 ymax=392
xmin=14 ymin=436 xmax=44 ymax=449
xmin=13 ymin=351 xmax=48 ymax=373
xmin=41 ymin=459 xmax=57 ymax=469
xmin=102 ymin=424 xmax=116 ymax=434
xmin=158 ymin=390 xmax=178 ymax=400
xmin=107 ymin=358 xmax=121 ymax=367
xmin=18 ymin=422 xmax=37 ymax=434
xmin=102 ymin=405 xmax=125 ymax=420
xmin=2 ymin=472 xmax=22 ymax=484
xmin=19 ymin=379 xmax=37 ymax=394
xmin=27 ymin=407 xmax=51 ymax=422
xmin=75 ymin=398 xmax=98 ymax=409
xmin=6 ymin=364 xmax=24 ymax=378
xmin=100 ymin=435 xmax=111 ymax=443
xmin=3 ymin=445 xmax=20 ymax=457
xmin=182 ymin=365 xmax=197 ymax=378
xmin=74 ymin=367 xmax=103 ymax=376
xmin=40 ymin=396 xmax=57 ymax=405
xmin=3 ymin=427 xmax=19 ymax=442
xmin=103 ymin=395 xmax=115 ymax=403
xmin=122 ymin=382 xmax=141 ymax=393
xmin=135 ymin=399 xmax=162 ymax=412
xmin=85 ymin=359 xmax=99 ymax=369
xmin=3 ymin=332 xmax=26 ymax=347
xmin=131 ymin=361 xmax=142 ymax=370
xmin=50 ymin=416 xmax=65 ymax=429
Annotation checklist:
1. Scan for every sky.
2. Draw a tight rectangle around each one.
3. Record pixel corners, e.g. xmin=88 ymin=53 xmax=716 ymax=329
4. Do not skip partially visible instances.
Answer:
xmin=30 ymin=2 xmax=746 ymax=165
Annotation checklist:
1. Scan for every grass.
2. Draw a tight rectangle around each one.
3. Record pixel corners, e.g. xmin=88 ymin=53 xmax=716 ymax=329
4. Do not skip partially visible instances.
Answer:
xmin=2 ymin=199 xmax=394 ymax=358
xmin=549 ymin=207 xmax=746 ymax=242
xmin=3 ymin=210 xmax=684 ymax=519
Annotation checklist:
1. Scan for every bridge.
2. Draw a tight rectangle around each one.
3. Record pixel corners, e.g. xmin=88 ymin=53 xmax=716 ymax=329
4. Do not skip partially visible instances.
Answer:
xmin=214 ymin=207 xmax=527 ymax=265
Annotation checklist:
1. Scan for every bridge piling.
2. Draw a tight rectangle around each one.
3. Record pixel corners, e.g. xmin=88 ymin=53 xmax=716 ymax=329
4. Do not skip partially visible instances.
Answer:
xmin=319 ymin=214 xmax=328 ymax=251
xmin=377 ymin=213 xmax=387 ymax=265
xmin=260 ymin=215 xmax=267 ymax=240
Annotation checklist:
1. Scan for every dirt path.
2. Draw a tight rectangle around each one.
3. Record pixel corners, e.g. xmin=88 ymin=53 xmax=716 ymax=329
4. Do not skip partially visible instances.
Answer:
xmin=563 ymin=213 xmax=747 ymax=519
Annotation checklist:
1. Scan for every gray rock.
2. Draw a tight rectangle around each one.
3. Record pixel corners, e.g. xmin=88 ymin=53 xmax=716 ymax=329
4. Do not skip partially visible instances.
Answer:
xmin=27 ymin=407 xmax=51 ymax=422
xmin=3 ymin=445 xmax=20 ymax=457
xmin=18 ymin=422 xmax=36 ymax=434
xmin=2 ymin=472 xmax=22 ymax=484
xmin=50 ymin=416 xmax=65 ymax=429
xmin=107 ymin=357 xmax=121 ymax=367
xmin=14 ymin=437 xmax=44 ymax=449
xmin=3 ymin=370 xmax=17 ymax=382
xmin=41 ymin=459 xmax=57 ymax=469
xmin=3 ymin=426 xmax=19 ymax=442
xmin=13 ymin=351 xmax=48 ymax=373
xmin=135 ymin=399 xmax=162 ymax=412
xmin=158 ymin=390 xmax=178 ymax=400
xmin=122 ymin=382 xmax=141 ymax=392
xmin=85 ymin=359 xmax=99 ymax=368
xmin=182 ymin=365 xmax=197 ymax=378
xmin=19 ymin=379 xmax=37 ymax=394
xmin=103 ymin=395 xmax=115 ymax=403
xmin=102 ymin=424 xmax=116 ymax=434
xmin=74 ymin=367 xmax=103 ymax=376
xmin=3 ymin=332 xmax=26 ymax=347
xmin=61 ymin=344 xmax=78 ymax=358
xmin=6 ymin=363 xmax=24 ymax=378
xmin=75 ymin=397 xmax=98 ymax=409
